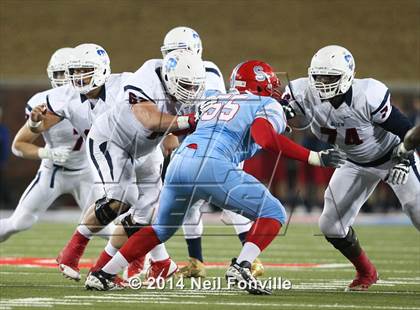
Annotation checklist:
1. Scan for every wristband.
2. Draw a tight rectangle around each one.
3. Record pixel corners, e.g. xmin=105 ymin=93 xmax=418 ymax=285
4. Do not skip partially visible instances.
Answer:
xmin=308 ymin=151 xmax=321 ymax=166
xmin=38 ymin=148 xmax=50 ymax=160
xmin=176 ymin=116 xmax=190 ymax=130
xmin=27 ymin=118 xmax=42 ymax=129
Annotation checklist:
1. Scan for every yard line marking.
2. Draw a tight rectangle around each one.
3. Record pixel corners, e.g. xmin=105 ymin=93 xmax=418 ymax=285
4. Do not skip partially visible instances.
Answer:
xmin=0 ymin=257 xmax=351 ymax=269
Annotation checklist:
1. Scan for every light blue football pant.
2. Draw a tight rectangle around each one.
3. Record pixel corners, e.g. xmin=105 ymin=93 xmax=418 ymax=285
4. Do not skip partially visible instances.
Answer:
xmin=153 ymin=148 xmax=287 ymax=242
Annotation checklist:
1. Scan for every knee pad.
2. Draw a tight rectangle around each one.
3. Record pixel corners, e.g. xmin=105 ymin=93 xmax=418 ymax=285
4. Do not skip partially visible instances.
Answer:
xmin=121 ymin=214 xmax=147 ymax=238
xmin=94 ymin=197 xmax=129 ymax=226
xmin=325 ymin=226 xmax=361 ymax=258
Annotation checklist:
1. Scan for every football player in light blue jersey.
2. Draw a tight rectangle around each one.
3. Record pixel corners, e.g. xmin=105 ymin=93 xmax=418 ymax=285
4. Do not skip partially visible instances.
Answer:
xmin=85 ymin=60 xmax=344 ymax=293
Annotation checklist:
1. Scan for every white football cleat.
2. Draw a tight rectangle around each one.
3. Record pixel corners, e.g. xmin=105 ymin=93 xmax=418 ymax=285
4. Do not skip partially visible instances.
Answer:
xmin=85 ymin=271 xmax=126 ymax=291
xmin=58 ymin=263 xmax=81 ymax=281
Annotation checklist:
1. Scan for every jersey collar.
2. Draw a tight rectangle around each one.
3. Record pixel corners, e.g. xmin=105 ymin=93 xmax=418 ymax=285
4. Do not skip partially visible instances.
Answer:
xmin=80 ymin=85 xmax=106 ymax=106
xmin=343 ymin=86 xmax=353 ymax=107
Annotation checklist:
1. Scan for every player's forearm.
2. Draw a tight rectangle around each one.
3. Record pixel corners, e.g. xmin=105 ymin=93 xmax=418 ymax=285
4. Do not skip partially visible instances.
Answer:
xmin=251 ymin=118 xmax=310 ymax=162
xmin=12 ymin=141 xmax=42 ymax=160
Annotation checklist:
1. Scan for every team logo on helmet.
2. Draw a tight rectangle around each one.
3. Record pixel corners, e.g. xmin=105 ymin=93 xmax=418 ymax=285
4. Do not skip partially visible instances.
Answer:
xmin=344 ymin=54 xmax=354 ymax=70
xmin=253 ymin=66 xmax=266 ymax=82
xmin=97 ymin=49 xmax=106 ymax=56
xmin=166 ymin=58 xmax=178 ymax=72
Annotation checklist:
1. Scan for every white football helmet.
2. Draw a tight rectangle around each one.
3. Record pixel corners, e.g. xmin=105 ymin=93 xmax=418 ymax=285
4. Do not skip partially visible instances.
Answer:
xmin=66 ymin=43 xmax=111 ymax=95
xmin=161 ymin=26 xmax=203 ymax=58
xmin=161 ymin=49 xmax=206 ymax=106
xmin=47 ymin=47 xmax=73 ymax=88
xmin=308 ymin=45 xmax=355 ymax=99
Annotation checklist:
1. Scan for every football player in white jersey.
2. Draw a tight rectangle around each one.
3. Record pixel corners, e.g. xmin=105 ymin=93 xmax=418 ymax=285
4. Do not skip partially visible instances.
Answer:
xmin=0 ymin=48 xmax=95 ymax=242
xmin=83 ymin=49 xmax=207 ymax=289
xmin=28 ymin=43 xmax=131 ymax=281
xmin=160 ymin=26 xmax=262 ymax=279
xmin=282 ymin=45 xmax=420 ymax=291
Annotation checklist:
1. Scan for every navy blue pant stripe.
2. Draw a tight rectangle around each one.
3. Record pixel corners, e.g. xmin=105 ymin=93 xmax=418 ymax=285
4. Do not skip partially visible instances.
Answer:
xmin=22 ymin=171 xmax=41 ymax=200
xmin=89 ymin=138 xmax=105 ymax=184
xmin=412 ymin=162 xmax=420 ymax=183
xmin=99 ymin=141 xmax=114 ymax=181
xmin=50 ymin=166 xmax=60 ymax=188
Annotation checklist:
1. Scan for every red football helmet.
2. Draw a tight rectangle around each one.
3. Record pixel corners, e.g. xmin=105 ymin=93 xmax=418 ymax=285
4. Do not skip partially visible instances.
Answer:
xmin=229 ymin=60 xmax=282 ymax=100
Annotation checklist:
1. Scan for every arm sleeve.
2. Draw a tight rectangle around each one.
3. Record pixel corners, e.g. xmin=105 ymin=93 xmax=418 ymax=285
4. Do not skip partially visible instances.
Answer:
xmin=283 ymin=83 xmax=305 ymax=116
xmin=255 ymin=99 xmax=287 ymax=134
xmin=378 ymin=106 xmax=413 ymax=140
xmin=250 ymin=118 xmax=310 ymax=162
xmin=204 ymin=61 xmax=226 ymax=95
xmin=46 ymin=93 xmax=66 ymax=118
xmin=124 ymin=61 xmax=158 ymax=104
xmin=367 ymin=79 xmax=392 ymax=123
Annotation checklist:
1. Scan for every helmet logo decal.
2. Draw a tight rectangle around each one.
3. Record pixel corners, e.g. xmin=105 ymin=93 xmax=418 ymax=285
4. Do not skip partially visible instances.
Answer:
xmin=166 ymin=58 xmax=178 ymax=72
xmin=253 ymin=66 xmax=266 ymax=82
xmin=97 ymin=49 xmax=106 ymax=56
xmin=344 ymin=54 xmax=354 ymax=70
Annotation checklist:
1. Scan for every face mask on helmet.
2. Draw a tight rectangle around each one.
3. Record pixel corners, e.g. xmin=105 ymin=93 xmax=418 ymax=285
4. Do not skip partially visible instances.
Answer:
xmin=47 ymin=47 xmax=73 ymax=88
xmin=66 ymin=43 xmax=111 ymax=95
xmin=162 ymin=49 xmax=206 ymax=106
xmin=161 ymin=26 xmax=203 ymax=58
xmin=308 ymin=45 xmax=355 ymax=100
xmin=67 ymin=67 xmax=96 ymax=94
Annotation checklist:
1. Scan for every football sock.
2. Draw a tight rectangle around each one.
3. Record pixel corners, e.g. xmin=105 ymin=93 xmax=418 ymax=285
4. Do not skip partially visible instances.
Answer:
xmin=246 ymin=218 xmax=281 ymax=251
xmin=91 ymin=242 xmax=118 ymax=272
xmin=149 ymin=243 xmax=170 ymax=262
xmin=58 ymin=230 xmax=90 ymax=266
xmin=237 ymin=242 xmax=261 ymax=265
xmin=325 ymin=227 xmax=374 ymax=274
xmin=77 ymin=225 xmax=93 ymax=240
xmin=102 ymin=251 xmax=129 ymax=275
xmin=349 ymin=251 xmax=375 ymax=274
xmin=185 ymin=237 xmax=203 ymax=262
xmin=120 ymin=226 xmax=161 ymax=262
xmin=237 ymin=232 xmax=248 ymax=245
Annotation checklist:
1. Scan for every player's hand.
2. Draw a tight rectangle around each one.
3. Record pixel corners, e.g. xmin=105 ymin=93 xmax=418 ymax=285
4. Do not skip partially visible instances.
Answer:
xmin=160 ymin=134 xmax=179 ymax=157
xmin=391 ymin=142 xmax=413 ymax=161
xmin=30 ymin=104 xmax=48 ymax=122
xmin=308 ymin=148 xmax=346 ymax=168
xmin=386 ymin=159 xmax=410 ymax=185
xmin=278 ymin=99 xmax=296 ymax=120
xmin=195 ymin=100 xmax=213 ymax=122
xmin=38 ymin=146 xmax=72 ymax=164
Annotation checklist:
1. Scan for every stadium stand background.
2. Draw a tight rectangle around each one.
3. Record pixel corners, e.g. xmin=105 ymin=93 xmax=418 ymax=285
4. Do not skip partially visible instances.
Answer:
xmin=0 ymin=0 xmax=419 ymax=211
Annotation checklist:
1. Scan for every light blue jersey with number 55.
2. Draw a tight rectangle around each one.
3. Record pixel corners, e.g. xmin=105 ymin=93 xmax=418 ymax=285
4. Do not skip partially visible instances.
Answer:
xmin=179 ymin=92 xmax=287 ymax=164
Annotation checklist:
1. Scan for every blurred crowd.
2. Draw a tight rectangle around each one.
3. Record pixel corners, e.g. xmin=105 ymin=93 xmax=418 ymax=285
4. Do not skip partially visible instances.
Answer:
xmin=0 ymin=94 xmax=418 ymax=212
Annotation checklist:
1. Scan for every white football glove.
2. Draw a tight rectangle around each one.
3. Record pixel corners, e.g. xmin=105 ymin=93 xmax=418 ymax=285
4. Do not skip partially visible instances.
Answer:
xmin=308 ymin=148 xmax=346 ymax=168
xmin=38 ymin=146 xmax=72 ymax=164
xmin=386 ymin=159 xmax=410 ymax=185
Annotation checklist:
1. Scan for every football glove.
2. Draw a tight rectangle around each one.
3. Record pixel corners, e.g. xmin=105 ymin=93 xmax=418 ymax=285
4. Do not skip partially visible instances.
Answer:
xmin=386 ymin=159 xmax=410 ymax=185
xmin=308 ymin=148 xmax=346 ymax=168
xmin=38 ymin=146 xmax=72 ymax=164
xmin=279 ymin=99 xmax=296 ymax=120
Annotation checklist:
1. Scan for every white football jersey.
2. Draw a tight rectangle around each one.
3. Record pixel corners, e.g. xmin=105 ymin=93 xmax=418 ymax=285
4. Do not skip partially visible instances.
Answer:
xmin=92 ymin=60 xmax=174 ymax=158
xmin=46 ymin=73 xmax=132 ymax=140
xmin=25 ymin=89 xmax=88 ymax=170
xmin=203 ymin=60 xmax=226 ymax=95
xmin=284 ymin=78 xmax=400 ymax=164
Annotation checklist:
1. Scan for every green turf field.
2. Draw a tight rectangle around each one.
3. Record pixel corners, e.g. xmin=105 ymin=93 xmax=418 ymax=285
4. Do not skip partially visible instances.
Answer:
xmin=0 ymin=222 xmax=419 ymax=310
